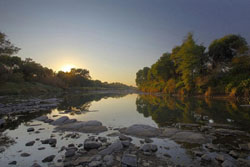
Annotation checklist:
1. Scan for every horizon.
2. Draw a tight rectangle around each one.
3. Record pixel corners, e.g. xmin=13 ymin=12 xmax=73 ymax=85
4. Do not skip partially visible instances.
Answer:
xmin=1 ymin=0 xmax=250 ymax=86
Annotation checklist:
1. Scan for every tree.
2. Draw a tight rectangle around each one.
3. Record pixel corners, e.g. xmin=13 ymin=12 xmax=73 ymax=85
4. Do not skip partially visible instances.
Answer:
xmin=135 ymin=67 xmax=150 ymax=87
xmin=208 ymin=34 xmax=248 ymax=70
xmin=171 ymin=33 xmax=205 ymax=92
xmin=0 ymin=32 xmax=20 ymax=56
xmin=150 ymin=53 xmax=175 ymax=81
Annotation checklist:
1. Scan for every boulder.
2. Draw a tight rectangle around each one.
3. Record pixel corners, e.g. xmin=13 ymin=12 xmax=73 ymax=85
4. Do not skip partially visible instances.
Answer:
xmin=140 ymin=144 xmax=158 ymax=153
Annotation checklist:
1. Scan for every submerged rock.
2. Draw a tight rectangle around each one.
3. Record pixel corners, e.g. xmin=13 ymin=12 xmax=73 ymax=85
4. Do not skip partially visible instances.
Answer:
xmin=170 ymin=131 xmax=210 ymax=144
xmin=119 ymin=124 xmax=161 ymax=137
xmin=21 ymin=152 xmax=30 ymax=157
xmin=51 ymin=116 xmax=69 ymax=125
xmin=55 ymin=120 xmax=107 ymax=133
xmin=27 ymin=127 xmax=34 ymax=132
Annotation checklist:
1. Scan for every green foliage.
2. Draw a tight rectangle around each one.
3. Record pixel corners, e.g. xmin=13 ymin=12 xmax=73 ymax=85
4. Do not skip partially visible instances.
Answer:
xmin=135 ymin=33 xmax=250 ymax=98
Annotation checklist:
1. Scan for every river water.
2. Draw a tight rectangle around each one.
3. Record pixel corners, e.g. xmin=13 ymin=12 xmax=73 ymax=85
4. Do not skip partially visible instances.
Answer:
xmin=0 ymin=93 xmax=249 ymax=167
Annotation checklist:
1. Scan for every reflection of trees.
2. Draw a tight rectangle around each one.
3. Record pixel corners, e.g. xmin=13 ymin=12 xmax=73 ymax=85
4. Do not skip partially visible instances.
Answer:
xmin=136 ymin=95 xmax=250 ymax=129
xmin=58 ymin=92 xmax=128 ymax=111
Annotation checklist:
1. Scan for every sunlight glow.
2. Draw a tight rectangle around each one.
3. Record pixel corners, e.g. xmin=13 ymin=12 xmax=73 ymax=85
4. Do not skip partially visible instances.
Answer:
xmin=61 ymin=64 xmax=76 ymax=72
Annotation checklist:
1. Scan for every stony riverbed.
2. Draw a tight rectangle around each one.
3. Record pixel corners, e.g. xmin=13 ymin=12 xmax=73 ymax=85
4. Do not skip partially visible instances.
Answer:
xmin=0 ymin=94 xmax=250 ymax=167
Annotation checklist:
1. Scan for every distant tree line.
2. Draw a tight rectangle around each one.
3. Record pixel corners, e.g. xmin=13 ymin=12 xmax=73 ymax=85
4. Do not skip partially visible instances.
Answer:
xmin=0 ymin=32 xmax=133 ymax=90
xmin=136 ymin=33 xmax=250 ymax=98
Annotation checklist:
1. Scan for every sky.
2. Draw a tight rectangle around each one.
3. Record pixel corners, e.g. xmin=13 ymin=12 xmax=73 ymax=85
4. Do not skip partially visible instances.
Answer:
xmin=0 ymin=0 xmax=250 ymax=86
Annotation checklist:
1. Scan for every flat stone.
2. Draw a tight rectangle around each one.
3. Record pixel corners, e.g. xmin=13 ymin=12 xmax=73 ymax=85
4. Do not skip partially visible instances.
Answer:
xmin=170 ymin=131 xmax=210 ymax=144
xmin=51 ymin=116 xmax=69 ymax=125
xmin=229 ymin=151 xmax=238 ymax=158
xmin=55 ymin=120 xmax=107 ymax=133
xmin=119 ymin=134 xmax=132 ymax=141
xmin=216 ymin=154 xmax=225 ymax=162
xmin=121 ymin=154 xmax=137 ymax=167
xmin=35 ymin=116 xmax=48 ymax=121
xmin=120 ymin=124 xmax=161 ymax=137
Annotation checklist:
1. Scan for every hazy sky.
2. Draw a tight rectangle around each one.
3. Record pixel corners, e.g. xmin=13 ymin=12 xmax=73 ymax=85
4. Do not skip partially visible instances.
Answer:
xmin=0 ymin=0 xmax=250 ymax=86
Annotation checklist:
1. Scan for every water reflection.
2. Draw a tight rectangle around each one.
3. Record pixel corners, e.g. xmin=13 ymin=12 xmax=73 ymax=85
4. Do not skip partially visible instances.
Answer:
xmin=136 ymin=95 xmax=250 ymax=130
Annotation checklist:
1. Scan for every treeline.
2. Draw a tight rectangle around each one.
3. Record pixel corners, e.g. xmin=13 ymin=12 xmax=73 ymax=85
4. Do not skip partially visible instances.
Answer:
xmin=0 ymin=32 xmax=133 ymax=93
xmin=136 ymin=33 xmax=250 ymax=98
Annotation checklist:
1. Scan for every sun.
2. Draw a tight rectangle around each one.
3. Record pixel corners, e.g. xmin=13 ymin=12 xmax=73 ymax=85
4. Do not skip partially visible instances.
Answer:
xmin=61 ymin=64 xmax=76 ymax=72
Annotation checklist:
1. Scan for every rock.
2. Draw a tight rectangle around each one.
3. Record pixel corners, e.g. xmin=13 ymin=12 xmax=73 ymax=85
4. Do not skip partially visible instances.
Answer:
xmin=144 ymin=138 xmax=153 ymax=143
xmin=229 ymin=151 xmax=238 ymax=158
xmin=170 ymin=131 xmax=210 ymax=144
xmin=103 ymin=155 xmax=114 ymax=166
xmin=0 ymin=147 xmax=5 ymax=153
xmin=205 ymin=143 xmax=218 ymax=150
xmin=65 ymin=149 xmax=75 ymax=157
xmin=122 ymin=141 xmax=131 ymax=147
xmin=55 ymin=120 xmax=108 ymax=133
xmin=44 ymin=119 xmax=53 ymax=123
xmin=98 ymin=136 xmax=107 ymax=142
xmin=140 ymin=144 xmax=158 ymax=153
xmin=215 ymin=129 xmax=245 ymax=136
xmin=119 ymin=134 xmax=132 ymax=141
xmin=38 ymin=147 xmax=45 ymax=150
xmin=30 ymin=163 xmax=42 ymax=167
xmin=8 ymin=161 xmax=17 ymax=165
xmin=222 ymin=160 xmax=235 ymax=167
xmin=0 ymin=119 xmax=5 ymax=126
xmin=201 ymin=154 xmax=211 ymax=162
xmin=51 ymin=116 xmax=69 ymax=125
xmin=239 ymin=144 xmax=250 ymax=151
xmin=121 ymin=154 xmax=137 ymax=167
xmin=73 ymin=156 xmax=92 ymax=165
xmin=21 ymin=152 xmax=30 ymax=157
xmin=216 ymin=154 xmax=225 ymax=162
xmin=41 ymin=138 xmax=57 ymax=145
xmin=237 ymin=158 xmax=250 ymax=167
xmin=25 ymin=141 xmax=35 ymax=146
xmin=35 ymin=116 xmax=48 ymax=121
xmin=64 ymin=119 xmax=77 ymax=124
xmin=27 ymin=127 xmax=34 ymax=132
xmin=89 ymin=161 xmax=102 ymax=167
xmin=120 ymin=124 xmax=161 ymax=137
xmin=99 ymin=140 xmax=123 ymax=155
xmin=84 ymin=140 xmax=102 ymax=150
xmin=42 ymin=155 xmax=55 ymax=162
